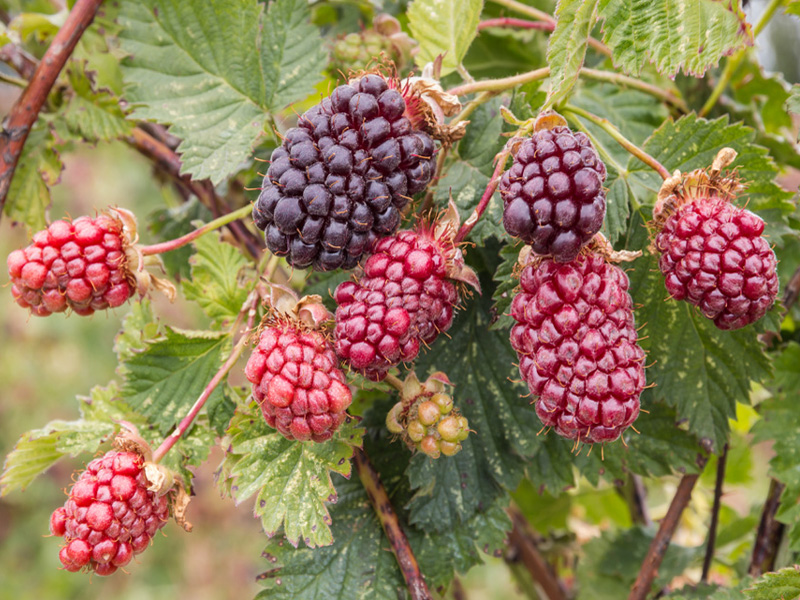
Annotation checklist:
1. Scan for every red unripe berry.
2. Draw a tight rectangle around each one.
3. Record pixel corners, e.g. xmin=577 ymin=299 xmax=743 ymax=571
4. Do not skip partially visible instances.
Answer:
xmin=245 ymin=319 xmax=353 ymax=442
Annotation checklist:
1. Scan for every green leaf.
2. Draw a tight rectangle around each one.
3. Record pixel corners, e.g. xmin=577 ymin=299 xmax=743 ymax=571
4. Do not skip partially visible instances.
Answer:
xmin=576 ymin=526 xmax=698 ymax=599
xmin=597 ymin=0 xmax=753 ymax=77
xmin=787 ymin=84 xmax=800 ymax=140
xmin=407 ymin=0 xmax=483 ymax=77
xmin=744 ymin=567 xmax=800 ymax=600
xmin=114 ymin=299 xmax=162 ymax=362
xmin=119 ymin=328 xmax=229 ymax=435
xmin=119 ymin=0 xmax=326 ymax=183
xmin=158 ymin=416 xmax=216 ymax=488
xmin=490 ymin=241 xmax=522 ymax=332
xmin=4 ymin=121 xmax=61 ymax=232
xmin=218 ymin=404 xmax=363 ymax=548
xmin=59 ymin=60 xmax=132 ymax=142
xmin=545 ymin=0 xmax=599 ymax=110
xmin=147 ymin=198 xmax=213 ymax=280
xmin=434 ymin=161 xmax=505 ymax=244
xmin=667 ymin=582 xmax=750 ymax=599
xmin=182 ymin=230 xmax=251 ymax=326
xmin=457 ymin=95 xmax=505 ymax=175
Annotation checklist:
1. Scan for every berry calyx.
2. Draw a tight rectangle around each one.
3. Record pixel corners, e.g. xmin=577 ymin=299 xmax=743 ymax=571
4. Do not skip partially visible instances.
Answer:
xmin=385 ymin=372 xmax=470 ymax=458
xmin=333 ymin=210 xmax=478 ymax=381
xmin=8 ymin=212 xmax=136 ymax=316
xmin=509 ymin=244 xmax=646 ymax=444
xmin=245 ymin=295 xmax=353 ymax=442
xmin=252 ymin=72 xmax=445 ymax=271
xmin=50 ymin=450 xmax=171 ymax=575
xmin=651 ymin=148 xmax=778 ymax=330
xmin=499 ymin=114 xmax=607 ymax=263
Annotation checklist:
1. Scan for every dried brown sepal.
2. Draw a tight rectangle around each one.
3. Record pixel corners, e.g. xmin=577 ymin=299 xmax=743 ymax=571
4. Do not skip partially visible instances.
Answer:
xmin=429 ymin=198 xmax=481 ymax=293
xmin=533 ymin=110 xmax=568 ymax=133
xmin=113 ymin=421 xmax=154 ymax=462
xmin=171 ymin=480 xmax=193 ymax=533
xmin=587 ymin=233 xmax=642 ymax=264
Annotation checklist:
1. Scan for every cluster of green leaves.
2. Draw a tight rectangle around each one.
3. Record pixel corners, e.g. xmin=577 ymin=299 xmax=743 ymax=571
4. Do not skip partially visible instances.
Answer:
xmin=1 ymin=0 xmax=800 ymax=599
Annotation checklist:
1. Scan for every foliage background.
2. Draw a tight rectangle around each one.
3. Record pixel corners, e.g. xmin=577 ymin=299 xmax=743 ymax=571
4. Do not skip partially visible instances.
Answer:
xmin=0 ymin=0 xmax=798 ymax=599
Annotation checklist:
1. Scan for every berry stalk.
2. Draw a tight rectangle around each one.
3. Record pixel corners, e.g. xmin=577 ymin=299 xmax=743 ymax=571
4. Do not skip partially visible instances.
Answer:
xmin=701 ymin=444 xmax=728 ymax=582
xmin=353 ymin=449 xmax=432 ymax=600
xmin=454 ymin=149 xmax=510 ymax=244
xmin=0 ymin=0 xmax=104 ymax=209
xmin=139 ymin=203 xmax=254 ymax=256
xmin=477 ymin=17 xmax=555 ymax=32
xmin=152 ymin=291 xmax=259 ymax=463
xmin=507 ymin=506 xmax=569 ymax=600
xmin=562 ymin=105 xmax=671 ymax=180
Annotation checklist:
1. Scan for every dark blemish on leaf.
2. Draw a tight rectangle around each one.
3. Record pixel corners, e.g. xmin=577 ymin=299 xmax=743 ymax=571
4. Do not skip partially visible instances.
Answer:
xmin=153 ymin=7 xmax=158 ymax=17
xmin=260 ymin=500 xmax=266 ymax=508
xmin=255 ymin=568 xmax=280 ymax=580
xmin=327 ymin=494 xmax=336 ymax=503
xmin=338 ymin=458 xmax=346 ymax=465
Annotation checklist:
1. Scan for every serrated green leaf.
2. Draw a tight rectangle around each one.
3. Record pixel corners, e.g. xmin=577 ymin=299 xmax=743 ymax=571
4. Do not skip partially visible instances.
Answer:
xmin=1 ymin=420 xmax=113 ymax=495
xmin=490 ymin=241 xmax=522 ymax=331
xmin=458 ymin=96 xmax=505 ymax=175
xmin=576 ymin=526 xmax=699 ymax=600
xmin=4 ymin=121 xmax=61 ymax=232
xmin=666 ymin=581 xmax=750 ymax=599
xmin=119 ymin=328 xmax=229 ymax=435
xmin=182 ymin=231 xmax=251 ymax=326
xmin=407 ymin=0 xmax=483 ymax=77
xmin=744 ymin=567 xmax=800 ymax=600
xmin=119 ymin=0 xmax=325 ymax=183
xmin=787 ymin=84 xmax=800 ymax=140
xmin=59 ymin=60 xmax=132 ymax=142
xmin=114 ymin=299 xmax=161 ymax=362
xmin=218 ymin=405 xmax=363 ymax=548
xmin=147 ymin=198 xmax=213 ymax=280
xmin=545 ymin=0 xmax=599 ymax=110
xmin=434 ymin=161 xmax=505 ymax=243
xmin=159 ymin=415 xmax=216 ymax=487
xmin=597 ymin=0 xmax=753 ymax=77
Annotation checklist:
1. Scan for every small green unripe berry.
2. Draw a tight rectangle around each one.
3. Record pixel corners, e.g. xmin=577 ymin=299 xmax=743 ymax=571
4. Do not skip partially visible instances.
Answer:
xmin=417 ymin=401 xmax=440 ymax=426
xmin=437 ymin=415 xmax=462 ymax=442
xmin=431 ymin=393 xmax=453 ymax=414
xmin=456 ymin=417 xmax=470 ymax=441
xmin=439 ymin=441 xmax=461 ymax=457
xmin=420 ymin=435 xmax=440 ymax=459
xmin=407 ymin=420 xmax=425 ymax=442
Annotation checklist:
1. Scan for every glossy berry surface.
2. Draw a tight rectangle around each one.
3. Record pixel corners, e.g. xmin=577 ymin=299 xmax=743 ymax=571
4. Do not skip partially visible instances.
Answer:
xmin=333 ymin=229 xmax=458 ymax=381
xmin=8 ymin=214 xmax=134 ymax=316
xmin=245 ymin=320 xmax=352 ymax=442
xmin=499 ymin=127 xmax=607 ymax=263
xmin=654 ymin=197 xmax=778 ymax=330
xmin=51 ymin=451 xmax=169 ymax=575
xmin=252 ymin=74 xmax=437 ymax=271
xmin=510 ymin=254 xmax=645 ymax=443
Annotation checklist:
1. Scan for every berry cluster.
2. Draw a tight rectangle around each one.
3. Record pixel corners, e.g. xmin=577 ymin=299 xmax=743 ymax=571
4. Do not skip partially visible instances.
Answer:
xmin=510 ymin=253 xmax=645 ymax=443
xmin=500 ymin=126 xmax=607 ymax=263
xmin=333 ymin=228 xmax=460 ymax=381
xmin=8 ymin=214 xmax=135 ymax=316
xmin=50 ymin=451 xmax=169 ymax=575
xmin=252 ymin=73 xmax=436 ymax=271
xmin=654 ymin=195 xmax=778 ymax=330
xmin=245 ymin=318 xmax=352 ymax=442
xmin=329 ymin=15 xmax=415 ymax=77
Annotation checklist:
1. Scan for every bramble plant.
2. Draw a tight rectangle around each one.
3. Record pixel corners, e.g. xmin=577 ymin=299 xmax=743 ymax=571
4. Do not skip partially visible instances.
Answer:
xmin=1 ymin=0 xmax=800 ymax=599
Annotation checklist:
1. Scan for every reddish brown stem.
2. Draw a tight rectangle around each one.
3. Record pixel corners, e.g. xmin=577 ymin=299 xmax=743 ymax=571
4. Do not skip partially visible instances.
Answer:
xmin=0 ymin=0 xmax=104 ymax=210
xmin=127 ymin=127 xmax=263 ymax=259
xmin=701 ymin=445 xmax=728 ymax=581
xmin=507 ymin=506 xmax=569 ymax=600
xmin=0 ymin=44 xmax=38 ymax=80
xmin=454 ymin=151 xmax=510 ymax=244
xmin=749 ymin=478 xmax=786 ymax=576
xmin=629 ymin=458 xmax=707 ymax=600
xmin=353 ymin=448 xmax=432 ymax=600
xmin=477 ymin=17 xmax=554 ymax=31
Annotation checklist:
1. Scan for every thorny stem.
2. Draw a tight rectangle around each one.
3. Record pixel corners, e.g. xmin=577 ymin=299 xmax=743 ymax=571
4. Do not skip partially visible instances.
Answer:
xmin=0 ymin=0 xmax=104 ymax=210
xmin=750 ymin=478 xmax=787 ymax=576
xmin=628 ymin=457 xmax=708 ymax=600
xmin=454 ymin=149 xmax=510 ymax=244
xmin=477 ymin=17 xmax=554 ymax=31
xmin=151 ymin=291 xmax=259 ymax=463
xmin=563 ymin=105 xmax=671 ymax=181
xmin=701 ymin=445 xmax=728 ymax=582
xmin=447 ymin=67 xmax=686 ymax=111
xmin=487 ymin=0 xmax=611 ymax=56
xmin=507 ymin=506 xmax=569 ymax=600
xmin=699 ymin=0 xmax=784 ymax=117
xmin=139 ymin=203 xmax=254 ymax=256
xmin=127 ymin=127 xmax=263 ymax=260
xmin=354 ymin=448 xmax=432 ymax=600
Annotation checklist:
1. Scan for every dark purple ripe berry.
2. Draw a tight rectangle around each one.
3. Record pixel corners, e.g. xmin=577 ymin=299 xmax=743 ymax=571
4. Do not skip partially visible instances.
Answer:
xmin=253 ymin=74 xmax=437 ymax=271
xmin=499 ymin=126 xmax=607 ymax=263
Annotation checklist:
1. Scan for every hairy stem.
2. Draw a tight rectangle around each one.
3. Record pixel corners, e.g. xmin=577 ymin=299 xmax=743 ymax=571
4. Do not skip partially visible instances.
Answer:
xmin=152 ymin=292 xmax=259 ymax=463
xmin=750 ymin=478 xmax=787 ymax=576
xmin=354 ymin=448 xmax=432 ymax=600
xmin=478 ymin=17 xmax=554 ymax=31
xmin=384 ymin=373 xmax=405 ymax=392
xmin=699 ymin=0 xmax=784 ymax=117
xmin=448 ymin=67 xmax=685 ymax=110
xmin=0 ymin=0 xmax=104 ymax=210
xmin=563 ymin=105 xmax=671 ymax=180
xmin=139 ymin=203 xmax=254 ymax=256
xmin=629 ymin=458 xmax=707 ymax=600
xmin=507 ymin=506 xmax=569 ymax=600
xmin=454 ymin=149 xmax=510 ymax=244
xmin=127 ymin=127 xmax=263 ymax=259
xmin=701 ymin=445 xmax=728 ymax=582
